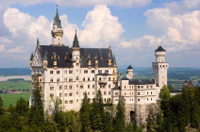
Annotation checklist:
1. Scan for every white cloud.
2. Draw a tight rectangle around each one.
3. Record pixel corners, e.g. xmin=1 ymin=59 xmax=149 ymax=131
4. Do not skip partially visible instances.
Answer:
xmin=120 ymin=35 xmax=161 ymax=49
xmin=165 ymin=0 xmax=200 ymax=13
xmin=121 ymin=4 xmax=200 ymax=52
xmin=0 ymin=0 xmax=152 ymax=8
xmin=7 ymin=45 xmax=25 ymax=53
xmin=0 ymin=45 xmax=5 ymax=52
xmin=1 ymin=5 xmax=124 ymax=61
xmin=79 ymin=5 xmax=124 ymax=47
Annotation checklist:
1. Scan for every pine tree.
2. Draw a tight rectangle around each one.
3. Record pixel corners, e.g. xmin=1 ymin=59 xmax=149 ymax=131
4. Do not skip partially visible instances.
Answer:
xmin=0 ymin=96 xmax=4 ymax=116
xmin=114 ymin=96 xmax=125 ymax=132
xmin=54 ymin=98 xmax=66 ymax=132
xmin=29 ymin=82 xmax=44 ymax=128
xmin=159 ymin=85 xmax=171 ymax=101
xmin=90 ymin=90 xmax=105 ymax=131
xmin=80 ymin=92 xmax=92 ymax=132
xmin=16 ymin=97 xmax=28 ymax=116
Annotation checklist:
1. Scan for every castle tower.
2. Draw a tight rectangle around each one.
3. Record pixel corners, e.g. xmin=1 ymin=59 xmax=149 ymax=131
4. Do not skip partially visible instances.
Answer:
xmin=126 ymin=65 xmax=134 ymax=79
xmin=51 ymin=6 xmax=63 ymax=45
xmin=152 ymin=46 xmax=169 ymax=88
xmin=71 ymin=30 xmax=80 ymax=63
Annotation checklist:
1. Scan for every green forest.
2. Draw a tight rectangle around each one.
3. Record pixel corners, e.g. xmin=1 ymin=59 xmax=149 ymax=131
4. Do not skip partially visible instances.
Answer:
xmin=0 ymin=83 xmax=200 ymax=132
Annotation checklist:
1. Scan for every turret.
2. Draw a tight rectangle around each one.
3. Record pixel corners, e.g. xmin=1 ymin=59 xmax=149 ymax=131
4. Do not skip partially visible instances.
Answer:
xmin=126 ymin=65 xmax=133 ymax=79
xmin=152 ymin=46 xmax=169 ymax=88
xmin=113 ymin=55 xmax=117 ymax=82
xmin=155 ymin=46 xmax=166 ymax=62
xmin=71 ymin=30 xmax=80 ymax=64
xmin=51 ymin=6 xmax=63 ymax=46
xmin=30 ymin=53 xmax=33 ymax=65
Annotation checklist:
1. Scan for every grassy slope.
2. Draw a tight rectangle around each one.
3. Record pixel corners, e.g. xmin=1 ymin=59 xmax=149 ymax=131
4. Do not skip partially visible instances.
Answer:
xmin=0 ymin=92 xmax=30 ymax=107
xmin=0 ymin=81 xmax=31 ymax=90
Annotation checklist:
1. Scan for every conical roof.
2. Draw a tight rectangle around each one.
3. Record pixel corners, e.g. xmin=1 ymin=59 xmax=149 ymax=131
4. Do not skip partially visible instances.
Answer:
xmin=53 ymin=7 xmax=62 ymax=28
xmin=155 ymin=46 xmax=166 ymax=52
xmin=30 ymin=53 xmax=33 ymax=60
xmin=113 ymin=55 xmax=117 ymax=65
xmin=127 ymin=65 xmax=133 ymax=69
xmin=72 ymin=30 xmax=79 ymax=48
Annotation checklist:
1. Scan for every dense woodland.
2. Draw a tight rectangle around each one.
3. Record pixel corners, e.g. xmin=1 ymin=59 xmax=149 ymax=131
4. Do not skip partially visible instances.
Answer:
xmin=0 ymin=83 xmax=200 ymax=132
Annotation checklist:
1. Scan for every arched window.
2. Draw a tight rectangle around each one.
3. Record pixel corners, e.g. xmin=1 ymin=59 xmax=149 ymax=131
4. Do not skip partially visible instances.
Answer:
xmin=69 ymin=85 xmax=72 ymax=90
xmin=59 ymin=85 xmax=62 ymax=90
xmin=50 ymin=86 xmax=54 ymax=91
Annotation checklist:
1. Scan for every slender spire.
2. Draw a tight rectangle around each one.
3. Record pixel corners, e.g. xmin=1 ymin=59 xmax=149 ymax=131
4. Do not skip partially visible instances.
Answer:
xmin=53 ymin=5 xmax=62 ymax=28
xmin=30 ymin=53 xmax=33 ymax=60
xmin=113 ymin=55 xmax=117 ymax=66
xmin=72 ymin=30 xmax=80 ymax=48
xmin=37 ymin=38 xmax=40 ymax=48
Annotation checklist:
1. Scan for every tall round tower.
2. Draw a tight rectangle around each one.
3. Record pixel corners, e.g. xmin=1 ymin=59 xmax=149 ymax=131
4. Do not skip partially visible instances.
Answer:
xmin=126 ymin=65 xmax=134 ymax=79
xmin=152 ymin=46 xmax=169 ymax=88
xmin=51 ymin=7 xmax=63 ymax=45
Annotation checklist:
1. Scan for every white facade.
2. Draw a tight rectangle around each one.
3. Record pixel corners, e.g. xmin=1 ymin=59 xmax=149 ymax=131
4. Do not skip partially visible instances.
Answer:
xmin=152 ymin=47 xmax=169 ymax=88
xmin=30 ymin=8 xmax=117 ymax=112
xmin=30 ymin=8 xmax=169 ymax=124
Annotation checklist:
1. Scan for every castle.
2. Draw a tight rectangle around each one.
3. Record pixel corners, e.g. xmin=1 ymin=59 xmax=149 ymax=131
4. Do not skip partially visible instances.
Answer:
xmin=30 ymin=8 xmax=169 ymax=123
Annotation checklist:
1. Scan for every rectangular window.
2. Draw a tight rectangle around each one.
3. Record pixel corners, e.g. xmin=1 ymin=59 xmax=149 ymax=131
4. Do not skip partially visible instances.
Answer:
xmin=50 ymin=70 xmax=53 ymax=74
xmin=57 ymin=70 xmax=60 ymax=74
xmin=84 ymin=70 xmax=88 ymax=74
xmin=69 ymin=78 xmax=73 ymax=82
xmin=50 ymin=79 xmax=53 ymax=82
xmin=105 ymin=70 xmax=109 ymax=73
xmin=65 ymin=100 xmax=68 ymax=104
xmin=69 ymin=100 xmax=73 ymax=104
xmin=69 ymin=93 xmax=72 ymax=96
xmin=91 ymin=70 xmax=95 ymax=73
xmin=50 ymin=86 xmax=54 ymax=91
xmin=98 ymin=70 xmax=102 ymax=74
xmin=69 ymin=70 xmax=73 ymax=74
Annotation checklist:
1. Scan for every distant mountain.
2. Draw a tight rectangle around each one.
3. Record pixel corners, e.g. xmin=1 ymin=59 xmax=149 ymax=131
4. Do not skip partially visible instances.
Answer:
xmin=0 ymin=68 xmax=31 ymax=76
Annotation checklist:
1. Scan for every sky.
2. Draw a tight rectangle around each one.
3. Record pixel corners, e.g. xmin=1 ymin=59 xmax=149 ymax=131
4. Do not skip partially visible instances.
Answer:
xmin=0 ymin=0 xmax=200 ymax=68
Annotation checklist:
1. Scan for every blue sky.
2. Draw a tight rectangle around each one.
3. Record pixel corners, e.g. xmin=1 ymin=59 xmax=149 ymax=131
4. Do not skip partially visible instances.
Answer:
xmin=0 ymin=0 xmax=200 ymax=68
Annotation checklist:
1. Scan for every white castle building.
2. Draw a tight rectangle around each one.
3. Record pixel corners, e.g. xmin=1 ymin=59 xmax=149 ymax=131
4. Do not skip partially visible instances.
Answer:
xmin=30 ymin=8 xmax=169 ymax=123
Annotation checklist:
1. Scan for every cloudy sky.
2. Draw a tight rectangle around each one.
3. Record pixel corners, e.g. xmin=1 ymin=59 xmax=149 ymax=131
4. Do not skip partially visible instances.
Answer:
xmin=0 ymin=0 xmax=200 ymax=68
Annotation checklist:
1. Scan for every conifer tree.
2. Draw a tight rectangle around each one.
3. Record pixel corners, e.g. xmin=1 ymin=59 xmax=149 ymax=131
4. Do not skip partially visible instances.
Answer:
xmin=114 ymin=96 xmax=125 ymax=132
xmin=80 ymin=92 xmax=92 ymax=132
xmin=29 ymin=82 xmax=44 ymax=128
xmin=54 ymin=98 xmax=66 ymax=132
xmin=0 ymin=96 xmax=3 ymax=116
xmin=16 ymin=97 xmax=28 ymax=116
xmin=159 ymin=85 xmax=170 ymax=101
xmin=90 ymin=90 xmax=105 ymax=131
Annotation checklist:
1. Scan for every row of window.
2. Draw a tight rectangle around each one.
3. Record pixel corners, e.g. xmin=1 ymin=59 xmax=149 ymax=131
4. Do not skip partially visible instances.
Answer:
xmin=50 ymin=84 xmax=112 ymax=91
xmin=50 ymin=77 xmax=114 ymax=82
xmin=50 ymin=91 xmax=111 ymax=98
xmin=50 ymin=69 xmax=112 ymax=75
